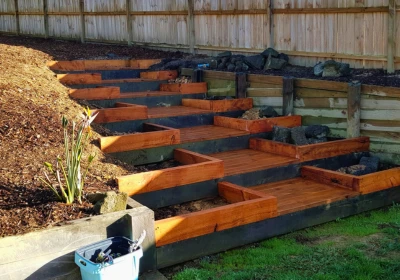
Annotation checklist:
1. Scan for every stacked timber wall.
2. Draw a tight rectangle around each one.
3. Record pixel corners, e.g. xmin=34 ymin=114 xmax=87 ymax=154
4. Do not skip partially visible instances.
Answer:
xmin=195 ymin=70 xmax=400 ymax=164
xmin=0 ymin=0 xmax=399 ymax=70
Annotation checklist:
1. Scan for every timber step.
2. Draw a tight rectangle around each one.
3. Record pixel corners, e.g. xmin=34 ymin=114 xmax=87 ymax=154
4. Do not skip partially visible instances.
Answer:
xmin=147 ymin=106 xmax=212 ymax=119
xmin=250 ymin=178 xmax=359 ymax=216
xmin=179 ymin=125 xmax=250 ymax=143
xmin=209 ymin=149 xmax=299 ymax=177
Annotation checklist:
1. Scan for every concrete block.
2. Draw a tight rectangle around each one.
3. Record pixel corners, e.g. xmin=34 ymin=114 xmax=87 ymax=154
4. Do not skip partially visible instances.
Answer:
xmin=0 ymin=199 xmax=155 ymax=280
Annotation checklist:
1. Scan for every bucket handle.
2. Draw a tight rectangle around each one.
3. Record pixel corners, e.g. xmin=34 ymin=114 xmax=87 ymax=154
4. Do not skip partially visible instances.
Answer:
xmin=79 ymin=259 xmax=87 ymax=266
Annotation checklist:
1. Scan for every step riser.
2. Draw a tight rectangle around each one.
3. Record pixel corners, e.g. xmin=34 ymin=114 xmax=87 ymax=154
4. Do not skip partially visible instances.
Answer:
xmin=156 ymin=186 xmax=400 ymax=268
xmin=53 ymin=69 xmax=143 ymax=79
xmin=101 ymin=111 xmax=245 ymax=133
xmin=89 ymin=93 xmax=205 ymax=107
xmin=224 ymin=152 xmax=368 ymax=188
xmin=132 ymin=152 xmax=368 ymax=209
xmin=69 ymin=80 xmax=164 ymax=93
xmin=111 ymin=133 xmax=270 ymax=166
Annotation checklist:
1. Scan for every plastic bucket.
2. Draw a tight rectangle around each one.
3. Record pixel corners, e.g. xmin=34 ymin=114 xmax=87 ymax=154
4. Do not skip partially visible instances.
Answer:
xmin=75 ymin=236 xmax=143 ymax=280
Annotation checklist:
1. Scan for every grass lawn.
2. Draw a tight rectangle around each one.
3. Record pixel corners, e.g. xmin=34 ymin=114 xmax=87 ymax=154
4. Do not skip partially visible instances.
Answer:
xmin=166 ymin=204 xmax=400 ymax=280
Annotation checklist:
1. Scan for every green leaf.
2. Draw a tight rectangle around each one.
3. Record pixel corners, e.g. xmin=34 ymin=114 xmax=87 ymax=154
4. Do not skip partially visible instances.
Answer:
xmin=62 ymin=116 xmax=68 ymax=128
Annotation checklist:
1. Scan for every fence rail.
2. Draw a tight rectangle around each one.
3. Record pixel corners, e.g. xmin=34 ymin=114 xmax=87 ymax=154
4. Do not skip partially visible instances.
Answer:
xmin=0 ymin=0 xmax=399 ymax=70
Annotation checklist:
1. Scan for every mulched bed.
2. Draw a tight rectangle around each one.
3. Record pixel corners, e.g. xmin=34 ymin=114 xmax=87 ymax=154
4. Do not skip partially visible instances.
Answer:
xmin=154 ymin=196 xmax=229 ymax=220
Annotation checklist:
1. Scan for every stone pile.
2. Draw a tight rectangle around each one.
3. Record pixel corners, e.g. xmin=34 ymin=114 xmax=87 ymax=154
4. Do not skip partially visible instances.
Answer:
xmin=241 ymin=106 xmax=279 ymax=120
xmin=272 ymin=125 xmax=330 ymax=145
xmin=148 ymin=48 xmax=289 ymax=72
xmin=211 ymin=48 xmax=288 ymax=72
xmin=337 ymin=156 xmax=380 ymax=176
xmin=313 ymin=60 xmax=351 ymax=77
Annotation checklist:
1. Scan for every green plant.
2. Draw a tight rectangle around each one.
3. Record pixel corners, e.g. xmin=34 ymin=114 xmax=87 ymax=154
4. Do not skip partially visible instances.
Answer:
xmin=40 ymin=107 xmax=97 ymax=204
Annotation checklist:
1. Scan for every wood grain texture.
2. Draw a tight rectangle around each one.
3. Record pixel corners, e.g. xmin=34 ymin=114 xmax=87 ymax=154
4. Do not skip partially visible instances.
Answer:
xmin=117 ymin=149 xmax=223 ymax=196
xmin=155 ymin=181 xmax=277 ymax=247
xmin=140 ymin=70 xmax=178 ymax=80
xmin=182 ymin=98 xmax=253 ymax=112
xmin=301 ymin=166 xmax=400 ymax=194
xmin=218 ymin=181 xmax=271 ymax=203
xmin=57 ymin=73 xmax=102 ymax=85
xmin=69 ymin=87 xmax=120 ymax=100
xmin=48 ymin=59 xmax=161 ymax=71
xmin=214 ymin=115 xmax=301 ymax=133
xmin=209 ymin=149 xmax=298 ymax=177
xmin=93 ymin=105 xmax=148 ymax=123
xmin=99 ymin=126 xmax=180 ymax=153
xmin=250 ymin=177 xmax=359 ymax=215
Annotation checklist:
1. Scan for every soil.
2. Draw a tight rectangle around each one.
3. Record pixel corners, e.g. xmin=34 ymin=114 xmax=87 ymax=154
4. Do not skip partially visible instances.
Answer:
xmin=0 ymin=35 xmax=190 ymax=238
xmin=154 ymin=196 xmax=229 ymax=220
xmin=137 ymin=160 xmax=182 ymax=173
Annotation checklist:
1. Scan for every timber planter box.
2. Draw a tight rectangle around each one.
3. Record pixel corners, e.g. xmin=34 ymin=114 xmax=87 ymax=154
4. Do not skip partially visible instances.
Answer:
xmin=182 ymin=98 xmax=253 ymax=112
xmin=154 ymin=182 xmax=277 ymax=247
xmin=117 ymin=149 xmax=224 ymax=196
xmin=99 ymin=123 xmax=180 ymax=153
xmin=160 ymin=82 xmax=208 ymax=94
xmin=93 ymin=102 xmax=148 ymax=123
xmin=249 ymin=137 xmax=370 ymax=162
xmin=214 ymin=115 xmax=302 ymax=133
xmin=301 ymin=165 xmax=400 ymax=194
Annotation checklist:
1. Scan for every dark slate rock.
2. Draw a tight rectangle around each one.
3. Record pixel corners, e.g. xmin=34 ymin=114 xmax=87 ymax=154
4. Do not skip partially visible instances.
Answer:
xmin=272 ymin=126 xmax=291 ymax=143
xmin=261 ymin=47 xmax=279 ymax=58
xmin=235 ymin=66 xmax=243 ymax=72
xmin=305 ymin=125 xmax=330 ymax=139
xmin=209 ymin=59 xmax=218 ymax=69
xmin=308 ymin=137 xmax=328 ymax=144
xmin=313 ymin=62 xmax=325 ymax=76
xmin=227 ymin=63 xmax=236 ymax=71
xmin=339 ymin=63 xmax=351 ymax=76
xmin=235 ymin=60 xmax=243 ymax=67
xmin=359 ymin=156 xmax=380 ymax=173
xmin=264 ymin=54 xmax=287 ymax=70
xmin=163 ymin=60 xmax=190 ymax=70
xmin=217 ymin=51 xmax=232 ymax=58
xmin=244 ymin=55 xmax=265 ymax=70
xmin=218 ymin=62 xmax=227 ymax=70
xmin=242 ymin=64 xmax=249 ymax=71
xmin=290 ymin=126 xmax=309 ymax=146
xmin=278 ymin=53 xmax=289 ymax=63
xmin=321 ymin=60 xmax=350 ymax=77
xmin=259 ymin=106 xmax=279 ymax=118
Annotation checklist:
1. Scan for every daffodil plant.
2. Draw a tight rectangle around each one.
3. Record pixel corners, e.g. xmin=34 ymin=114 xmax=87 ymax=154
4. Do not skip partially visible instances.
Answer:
xmin=40 ymin=108 xmax=98 ymax=204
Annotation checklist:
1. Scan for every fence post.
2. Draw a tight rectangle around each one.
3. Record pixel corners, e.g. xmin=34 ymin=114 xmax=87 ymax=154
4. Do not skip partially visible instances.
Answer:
xmin=79 ymin=0 xmax=85 ymax=43
xmin=126 ymin=0 xmax=132 ymax=46
xmin=268 ymin=0 xmax=274 ymax=48
xmin=347 ymin=81 xmax=361 ymax=138
xmin=187 ymin=0 xmax=196 ymax=54
xmin=282 ymin=76 xmax=294 ymax=116
xmin=387 ymin=0 xmax=396 ymax=73
xmin=235 ymin=72 xmax=247 ymax=99
xmin=192 ymin=69 xmax=204 ymax=83
xmin=14 ymin=0 xmax=20 ymax=36
xmin=43 ymin=0 xmax=49 ymax=39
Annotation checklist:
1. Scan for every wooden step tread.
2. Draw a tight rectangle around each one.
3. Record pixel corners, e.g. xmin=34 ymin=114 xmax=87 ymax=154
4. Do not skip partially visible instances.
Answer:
xmin=101 ymin=78 xmax=158 ymax=84
xmin=180 ymin=125 xmax=250 ymax=143
xmin=147 ymin=106 xmax=212 ymax=119
xmin=250 ymin=178 xmax=359 ymax=215
xmin=209 ymin=149 xmax=298 ymax=176
xmin=120 ymin=91 xmax=181 ymax=98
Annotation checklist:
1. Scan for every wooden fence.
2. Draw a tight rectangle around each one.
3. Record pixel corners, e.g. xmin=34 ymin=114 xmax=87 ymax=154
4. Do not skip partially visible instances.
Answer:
xmin=182 ymin=69 xmax=400 ymax=164
xmin=0 ymin=0 xmax=399 ymax=70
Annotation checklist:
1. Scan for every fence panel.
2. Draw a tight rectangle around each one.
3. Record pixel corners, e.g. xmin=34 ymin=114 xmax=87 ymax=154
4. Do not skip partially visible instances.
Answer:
xmin=0 ymin=0 xmax=17 ymax=33
xmin=47 ymin=0 xmax=80 ymax=39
